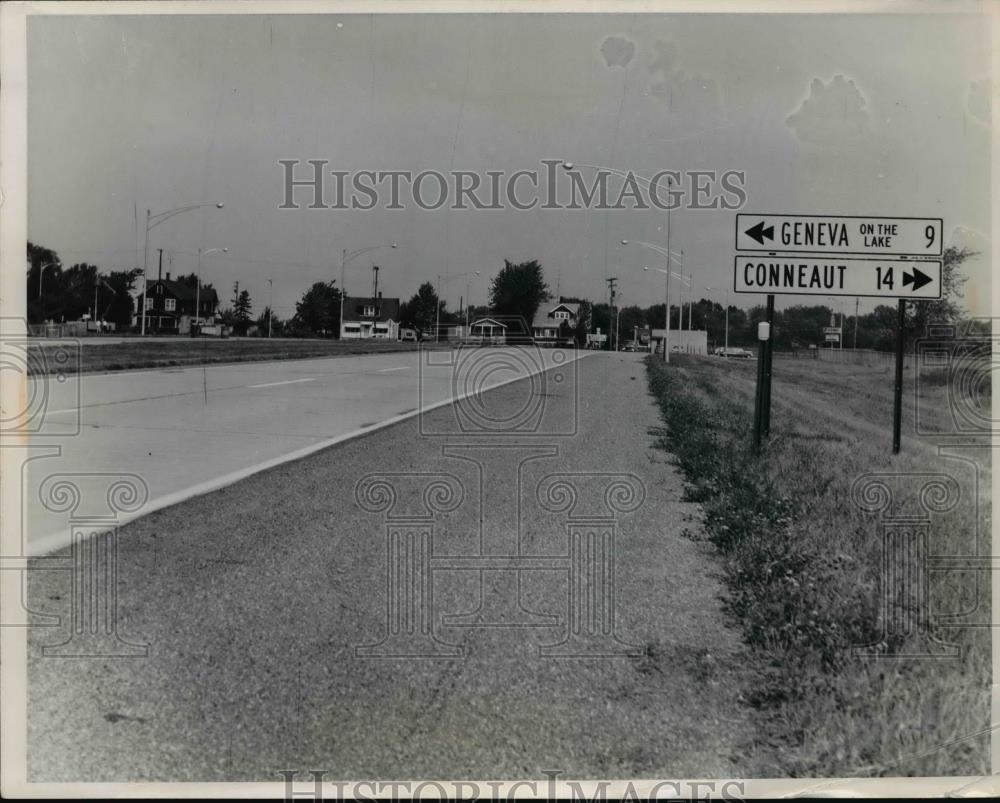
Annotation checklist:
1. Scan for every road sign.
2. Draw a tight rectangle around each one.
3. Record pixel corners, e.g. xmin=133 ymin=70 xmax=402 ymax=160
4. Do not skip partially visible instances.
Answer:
xmin=825 ymin=333 xmax=840 ymax=342
xmin=733 ymin=256 xmax=942 ymax=299
xmin=822 ymin=326 xmax=842 ymax=335
xmin=736 ymin=214 xmax=943 ymax=257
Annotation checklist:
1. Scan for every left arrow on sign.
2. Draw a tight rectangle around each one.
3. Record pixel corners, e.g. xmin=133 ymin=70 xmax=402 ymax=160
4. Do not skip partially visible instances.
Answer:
xmin=745 ymin=221 xmax=774 ymax=245
xmin=902 ymin=266 xmax=933 ymax=292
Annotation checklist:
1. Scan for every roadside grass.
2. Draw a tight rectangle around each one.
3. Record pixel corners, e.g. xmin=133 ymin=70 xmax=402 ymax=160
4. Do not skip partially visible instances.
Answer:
xmin=28 ymin=337 xmax=443 ymax=376
xmin=645 ymin=354 xmax=990 ymax=777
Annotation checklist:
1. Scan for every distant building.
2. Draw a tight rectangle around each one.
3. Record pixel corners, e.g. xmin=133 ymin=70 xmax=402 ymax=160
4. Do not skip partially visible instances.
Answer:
xmin=531 ymin=301 xmax=581 ymax=345
xmin=340 ymin=293 xmax=401 ymax=340
xmin=468 ymin=317 xmax=508 ymax=345
xmin=134 ymin=274 xmax=219 ymax=334
xmin=650 ymin=328 xmax=708 ymax=355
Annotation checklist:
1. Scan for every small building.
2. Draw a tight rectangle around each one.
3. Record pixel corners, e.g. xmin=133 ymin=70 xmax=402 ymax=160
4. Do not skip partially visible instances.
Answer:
xmin=468 ymin=317 xmax=508 ymax=345
xmin=340 ymin=293 xmax=401 ymax=340
xmin=134 ymin=274 xmax=219 ymax=334
xmin=650 ymin=328 xmax=708 ymax=355
xmin=532 ymin=302 xmax=581 ymax=346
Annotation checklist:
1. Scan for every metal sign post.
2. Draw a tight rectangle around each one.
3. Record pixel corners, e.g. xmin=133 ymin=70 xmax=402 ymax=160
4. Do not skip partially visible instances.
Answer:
xmin=753 ymin=317 xmax=772 ymax=453
xmin=735 ymin=212 xmax=941 ymax=455
xmin=893 ymin=299 xmax=906 ymax=454
xmin=762 ymin=294 xmax=775 ymax=436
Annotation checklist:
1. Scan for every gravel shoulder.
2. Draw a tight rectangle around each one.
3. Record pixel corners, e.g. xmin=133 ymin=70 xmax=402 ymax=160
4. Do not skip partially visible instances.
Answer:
xmin=27 ymin=352 xmax=753 ymax=781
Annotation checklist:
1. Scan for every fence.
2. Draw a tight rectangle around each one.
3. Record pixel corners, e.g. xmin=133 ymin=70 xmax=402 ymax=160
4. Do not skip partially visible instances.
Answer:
xmin=773 ymin=346 xmax=897 ymax=366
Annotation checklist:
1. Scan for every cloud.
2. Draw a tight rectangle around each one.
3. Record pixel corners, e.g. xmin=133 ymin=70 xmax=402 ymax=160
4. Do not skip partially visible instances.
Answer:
xmin=786 ymin=75 xmax=870 ymax=147
xmin=600 ymin=35 xmax=635 ymax=69
xmin=647 ymin=39 xmax=724 ymax=128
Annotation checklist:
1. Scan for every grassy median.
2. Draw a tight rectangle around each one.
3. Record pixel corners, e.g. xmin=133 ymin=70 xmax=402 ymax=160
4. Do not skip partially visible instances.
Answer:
xmin=28 ymin=337 xmax=439 ymax=376
xmin=645 ymin=353 xmax=990 ymax=777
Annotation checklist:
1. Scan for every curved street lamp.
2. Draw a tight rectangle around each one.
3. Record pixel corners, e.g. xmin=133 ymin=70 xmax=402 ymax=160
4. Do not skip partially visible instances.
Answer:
xmin=339 ymin=243 xmax=397 ymax=339
xmin=624 ymin=238 xmax=684 ymax=363
xmin=560 ymin=161 xmax=679 ymax=361
xmin=436 ymin=270 xmax=482 ymax=335
xmin=142 ymin=202 xmax=224 ymax=335
xmin=195 ymin=247 xmax=229 ymax=327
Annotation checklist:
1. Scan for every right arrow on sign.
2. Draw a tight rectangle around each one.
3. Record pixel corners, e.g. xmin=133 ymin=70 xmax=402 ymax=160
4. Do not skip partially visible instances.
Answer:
xmin=902 ymin=266 xmax=933 ymax=292
xmin=745 ymin=221 xmax=775 ymax=245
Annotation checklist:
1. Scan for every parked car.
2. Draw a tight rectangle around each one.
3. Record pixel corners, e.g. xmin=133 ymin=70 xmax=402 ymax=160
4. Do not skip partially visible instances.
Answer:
xmin=399 ymin=328 xmax=418 ymax=342
xmin=716 ymin=347 xmax=753 ymax=359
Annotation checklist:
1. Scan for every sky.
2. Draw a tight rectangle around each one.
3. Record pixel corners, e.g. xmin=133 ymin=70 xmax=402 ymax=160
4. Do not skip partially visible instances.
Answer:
xmin=26 ymin=11 xmax=991 ymax=320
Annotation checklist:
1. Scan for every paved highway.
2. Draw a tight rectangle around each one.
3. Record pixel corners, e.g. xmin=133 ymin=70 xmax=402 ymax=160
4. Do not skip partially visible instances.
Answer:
xmin=23 ymin=346 xmax=583 ymax=554
xmin=26 ymin=351 xmax=751 ymax=781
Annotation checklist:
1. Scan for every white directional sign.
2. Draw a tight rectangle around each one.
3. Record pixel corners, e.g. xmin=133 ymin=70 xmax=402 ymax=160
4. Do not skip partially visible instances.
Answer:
xmin=736 ymin=214 xmax=943 ymax=257
xmin=733 ymin=256 xmax=942 ymax=299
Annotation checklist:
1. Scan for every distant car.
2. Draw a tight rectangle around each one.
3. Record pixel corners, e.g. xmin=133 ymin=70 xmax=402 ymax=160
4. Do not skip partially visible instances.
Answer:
xmin=717 ymin=347 xmax=753 ymax=359
xmin=399 ymin=328 xmax=418 ymax=342
xmin=620 ymin=342 xmax=641 ymax=352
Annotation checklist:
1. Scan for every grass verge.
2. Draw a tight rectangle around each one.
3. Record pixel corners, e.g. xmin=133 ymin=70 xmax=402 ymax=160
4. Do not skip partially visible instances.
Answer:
xmin=645 ymin=354 xmax=989 ymax=777
xmin=28 ymin=337 xmax=443 ymax=376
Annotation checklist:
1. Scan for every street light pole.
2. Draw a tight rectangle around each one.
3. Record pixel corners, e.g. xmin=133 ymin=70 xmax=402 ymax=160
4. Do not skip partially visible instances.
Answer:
xmin=562 ymin=161 xmax=678 ymax=362
xmin=268 ymin=278 xmax=273 ymax=338
xmin=142 ymin=201 xmax=224 ymax=335
xmin=196 ymin=247 xmax=228 ymax=329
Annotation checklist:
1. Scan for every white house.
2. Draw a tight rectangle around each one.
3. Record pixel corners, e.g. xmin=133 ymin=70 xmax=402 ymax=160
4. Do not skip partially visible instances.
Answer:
xmin=340 ymin=294 xmax=401 ymax=340
xmin=532 ymin=301 xmax=581 ymax=345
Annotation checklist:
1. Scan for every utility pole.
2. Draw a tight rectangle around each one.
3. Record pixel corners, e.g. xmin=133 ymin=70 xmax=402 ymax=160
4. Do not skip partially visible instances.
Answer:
xmin=436 ymin=274 xmax=441 ymax=342
xmin=157 ymin=248 xmax=164 ymax=281
xmin=606 ymin=277 xmax=617 ymax=352
xmin=268 ymin=278 xmax=273 ymax=338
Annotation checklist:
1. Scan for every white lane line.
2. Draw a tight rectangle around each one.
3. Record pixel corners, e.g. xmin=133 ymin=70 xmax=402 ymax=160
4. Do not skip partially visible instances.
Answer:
xmin=377 ymin=366 xmax=410 ymax=373
xmin=27 ymin=351 xmax=592 ymax=557
xmin=248 ymin=377 xmax=316 ymax=389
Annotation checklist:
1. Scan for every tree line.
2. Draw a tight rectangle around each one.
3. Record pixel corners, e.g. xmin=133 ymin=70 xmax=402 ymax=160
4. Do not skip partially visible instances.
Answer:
xmin=26 ymin=240 xmax=973 ymax=346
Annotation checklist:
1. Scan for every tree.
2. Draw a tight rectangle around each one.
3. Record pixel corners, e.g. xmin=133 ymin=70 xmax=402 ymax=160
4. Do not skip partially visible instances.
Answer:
xmin=292 ymin=281 xmax=342 ymax=337
xmin=26 ymin=241 xmax=61 ymax=324
xmin=400 ymin=282 xmax=441 ymax=335
xmin=173 ymin=272 xmax=216 ymax=298
xmin=233 ymin=289 xmax=253 ymax=321
xmin=488 ymin=259 xmax=550 ymax=329
xmin=101 ymin=269 xmax=141 ymax=329
xmin=256 ymin=306 xmax=282 ymax=337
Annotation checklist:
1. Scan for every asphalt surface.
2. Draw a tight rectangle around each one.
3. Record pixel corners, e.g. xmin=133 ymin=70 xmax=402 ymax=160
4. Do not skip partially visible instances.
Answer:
xmin=26 ymin=352 xmax=752 ymax=781
xmin=23 ymin=346 xmax=579 ymax=554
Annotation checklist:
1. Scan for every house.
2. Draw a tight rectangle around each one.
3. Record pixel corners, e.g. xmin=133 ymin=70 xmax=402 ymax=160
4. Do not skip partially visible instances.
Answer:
xmin=532 ymin=301 xmax=581 ymax=345
xmin=340 ymin=293 xmax=401 ymax=340
xmin=467 ymin=317 xmax=508 ymax=345
xmin=134 ymin=274 xmax=219 ymax=334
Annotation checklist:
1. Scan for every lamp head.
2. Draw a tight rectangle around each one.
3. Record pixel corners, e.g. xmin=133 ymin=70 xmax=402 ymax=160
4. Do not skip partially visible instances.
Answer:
xmin=215 ymin=202 xmax=225 ymax=209
xmin=390 ymin=243 xmax=397 ymax=248
xmin=562 ymin=161 xmax=574 ymax=170
xmin=643 ymin=266 xmax=651 ymax=272
xmin=620 ymin=239 xmax=629 ymax=245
